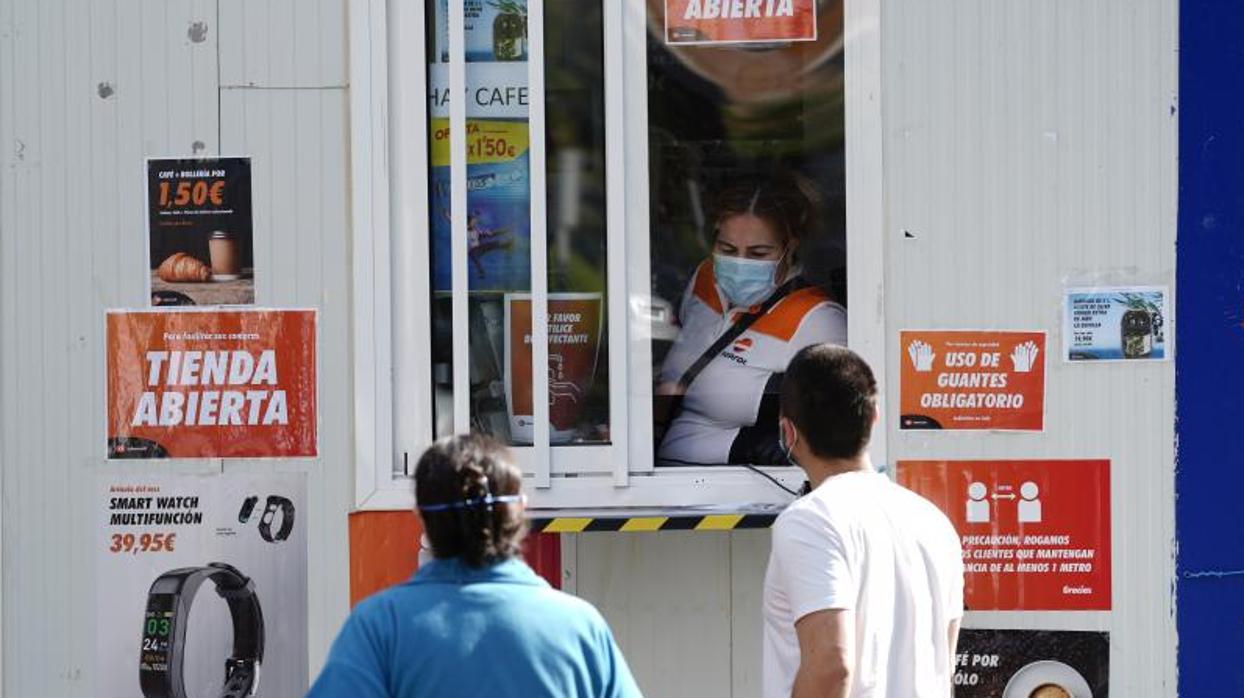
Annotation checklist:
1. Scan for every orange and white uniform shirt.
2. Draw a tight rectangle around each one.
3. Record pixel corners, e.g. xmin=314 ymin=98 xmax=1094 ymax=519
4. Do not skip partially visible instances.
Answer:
xmin=658 ymin=261 xmax=847 ymax=465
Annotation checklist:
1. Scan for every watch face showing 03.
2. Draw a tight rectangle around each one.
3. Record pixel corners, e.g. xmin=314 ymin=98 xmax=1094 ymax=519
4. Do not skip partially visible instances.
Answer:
xmin=140 ymin=593 xmax=177 ymax=681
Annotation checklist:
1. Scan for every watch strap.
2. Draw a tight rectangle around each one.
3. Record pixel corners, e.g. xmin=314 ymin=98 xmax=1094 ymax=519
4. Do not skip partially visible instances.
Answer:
xmin=206 ymin=563 xmax=265 ymax=664
xmin=221 ymin=657 xmax=259 ymax=698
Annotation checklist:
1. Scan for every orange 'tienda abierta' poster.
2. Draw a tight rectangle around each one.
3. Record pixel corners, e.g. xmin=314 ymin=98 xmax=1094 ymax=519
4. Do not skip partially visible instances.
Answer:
xmin=106 ymin=308 xmax=317 ymax=459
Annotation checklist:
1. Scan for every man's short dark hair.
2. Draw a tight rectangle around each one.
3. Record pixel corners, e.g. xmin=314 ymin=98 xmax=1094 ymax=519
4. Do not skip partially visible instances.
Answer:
xmin=415 ymin=433 xmax=526 ymax=567
xmin=779 ymin=344 xmax=878 ymax=460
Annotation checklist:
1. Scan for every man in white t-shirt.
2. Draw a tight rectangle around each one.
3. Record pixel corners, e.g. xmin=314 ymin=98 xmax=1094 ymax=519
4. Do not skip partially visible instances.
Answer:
xmin=763 ymin=345 xmax=964 ymax=697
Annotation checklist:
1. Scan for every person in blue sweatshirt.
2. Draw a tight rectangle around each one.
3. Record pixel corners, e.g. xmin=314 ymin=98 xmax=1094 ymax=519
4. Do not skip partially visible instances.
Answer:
xmin=307 ymin=433 xmax=642 ymax=698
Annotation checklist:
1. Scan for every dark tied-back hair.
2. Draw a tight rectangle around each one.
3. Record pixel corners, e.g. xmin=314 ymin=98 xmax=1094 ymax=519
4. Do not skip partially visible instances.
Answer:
xmin=415 ymin=433 xmax=526 ymax=567
xmin=710 ymin=171 xmax=820 ymax=245
xmin=780 ymin=345 xmax=878 ymax=460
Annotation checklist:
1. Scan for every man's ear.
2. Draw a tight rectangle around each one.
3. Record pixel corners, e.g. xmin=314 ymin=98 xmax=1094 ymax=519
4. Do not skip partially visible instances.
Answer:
xmin=779 ymin=416 xmax=797 ymax=449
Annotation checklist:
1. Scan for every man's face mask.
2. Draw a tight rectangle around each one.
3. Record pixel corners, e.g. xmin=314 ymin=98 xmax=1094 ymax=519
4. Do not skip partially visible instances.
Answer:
xmin=778 ymin=419 xmax=798 ymax=467
xmin=713 ymin=253 xmax=783 ymax=308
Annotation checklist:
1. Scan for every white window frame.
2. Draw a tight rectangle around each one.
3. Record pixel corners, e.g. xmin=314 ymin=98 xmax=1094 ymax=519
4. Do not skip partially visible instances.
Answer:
xmin=351 ymin=0 xmax=886 ymax=513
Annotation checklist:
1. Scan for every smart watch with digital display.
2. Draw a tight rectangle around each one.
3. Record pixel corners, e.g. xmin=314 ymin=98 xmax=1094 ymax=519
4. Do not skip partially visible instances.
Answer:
xmin=139 ymin=562 xmax=265 ymax=698
xmin=258 ymin=495 xmax=295 ymax=543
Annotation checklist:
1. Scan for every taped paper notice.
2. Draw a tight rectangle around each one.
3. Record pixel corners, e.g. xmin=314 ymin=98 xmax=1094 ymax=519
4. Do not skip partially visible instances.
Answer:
xmin=504 ymin=293 xmax=603 ymax=444
xmin=106 ymin=309 xmax=317 ymax=459
xmin=664 ymin=0 xmax=817 ymax=45
xmin=898 ymin=459 xmax=1111 ymax=611
xmin=96 ymin=473 xmax=308 ymax=696
xmin=899 ymin=330 xmax=1046 ymax=431
xmin=1064 ymin=286 xmax=1170 ymax=361
xmin=147 ymin=157 xmax=254 ymax=307
xmin=954 ymin=629 xmax=1108 ymax=696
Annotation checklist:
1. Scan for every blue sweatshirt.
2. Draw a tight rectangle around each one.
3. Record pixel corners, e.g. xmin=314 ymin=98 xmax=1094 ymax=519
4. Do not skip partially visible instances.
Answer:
xmin=307 ymin=557 xmax=642 ymax=698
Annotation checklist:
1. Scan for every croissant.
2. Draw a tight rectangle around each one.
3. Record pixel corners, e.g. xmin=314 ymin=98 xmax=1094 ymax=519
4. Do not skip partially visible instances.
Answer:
xmin=157 ymin=253 xmax=211 ymax=282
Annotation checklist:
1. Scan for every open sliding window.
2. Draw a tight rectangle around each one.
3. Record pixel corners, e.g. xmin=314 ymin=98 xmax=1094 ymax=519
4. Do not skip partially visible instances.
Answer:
xmin=353 ymin=0 xmax=884 ymax=514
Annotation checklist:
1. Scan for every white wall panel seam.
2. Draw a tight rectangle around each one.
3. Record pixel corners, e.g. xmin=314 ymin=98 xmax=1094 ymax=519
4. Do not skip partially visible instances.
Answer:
xmin=0 ymin=0 xmax=12 ymax=687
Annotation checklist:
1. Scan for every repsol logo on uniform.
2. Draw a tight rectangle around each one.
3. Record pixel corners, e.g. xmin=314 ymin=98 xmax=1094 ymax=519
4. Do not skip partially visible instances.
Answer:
xmin=721 ymin=351 xmax=748 ymax=365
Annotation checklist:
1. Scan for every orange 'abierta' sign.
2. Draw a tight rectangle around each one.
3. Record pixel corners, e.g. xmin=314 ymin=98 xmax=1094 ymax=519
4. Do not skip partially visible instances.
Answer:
xmin=106 ymin=309 xmax=317 ymax=459
xmin=665 ymin=0 xmax=817 ymax=45
xmin=899 ymin=330 xmax=1046 ymax=431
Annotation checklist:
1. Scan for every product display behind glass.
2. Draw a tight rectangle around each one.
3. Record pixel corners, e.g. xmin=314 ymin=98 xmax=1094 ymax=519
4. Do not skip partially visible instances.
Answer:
xmin=426 ymin=0 xmax=611 ymax=448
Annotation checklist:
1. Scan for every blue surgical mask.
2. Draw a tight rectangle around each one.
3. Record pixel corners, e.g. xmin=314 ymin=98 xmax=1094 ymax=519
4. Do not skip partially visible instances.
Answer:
xmin=713 ymin=254 xmax=780 ymax=307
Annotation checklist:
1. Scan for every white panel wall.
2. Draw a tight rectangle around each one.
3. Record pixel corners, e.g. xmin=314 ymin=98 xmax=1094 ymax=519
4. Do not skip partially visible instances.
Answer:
xmin=215 ymin=82 xmax=353 ymax=668
xmin=572 ymin=528 xmax=773 ymax=697
xmin=0 ymin=0 xmax=353 ymax=694
xmin=883 ymin=0 xmax=1177 ymax=693
xmin=572 ymin=1 xmax=1179 ymax=696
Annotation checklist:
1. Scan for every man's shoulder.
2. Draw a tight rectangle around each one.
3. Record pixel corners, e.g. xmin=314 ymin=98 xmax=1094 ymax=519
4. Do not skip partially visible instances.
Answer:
xmin=773 ymin=483 xmax=854 ymax=542
xmin=775 ymin=490 xmax=833 ymax=526
xmin=886 ymin=480 xmax=961 ymax=546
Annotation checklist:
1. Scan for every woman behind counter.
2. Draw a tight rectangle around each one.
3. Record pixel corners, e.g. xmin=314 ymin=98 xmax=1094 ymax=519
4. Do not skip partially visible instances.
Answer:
xmin=656 ymin=175 xmax=847 ymax=466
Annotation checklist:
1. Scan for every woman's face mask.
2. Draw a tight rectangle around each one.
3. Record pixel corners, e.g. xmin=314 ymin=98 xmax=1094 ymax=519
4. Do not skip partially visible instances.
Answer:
xmin=713 ymin=253 xmax=782 ymax=307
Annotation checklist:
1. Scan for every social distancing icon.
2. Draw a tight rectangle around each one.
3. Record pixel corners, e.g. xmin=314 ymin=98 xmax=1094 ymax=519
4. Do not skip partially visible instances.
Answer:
xmin=966 ymin=482 xmax=990 ymax=523
xmin=1018 ymin=481 xmax=1042 ymax=523
xmin=964 ymin=480 xmax=1043 ymax=524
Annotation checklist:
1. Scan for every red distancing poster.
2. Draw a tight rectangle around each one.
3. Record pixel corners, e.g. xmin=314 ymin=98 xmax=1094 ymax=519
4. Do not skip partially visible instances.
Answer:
xmin=106 ymin=309 xmax=317 ymax=459
xmin=664 ymin=0 xmax=817 ymax=45
xmin=897 ymin=459 xmax=1111 ymax=611
xmin=899 ymin=330 xmax=1046 ymax=431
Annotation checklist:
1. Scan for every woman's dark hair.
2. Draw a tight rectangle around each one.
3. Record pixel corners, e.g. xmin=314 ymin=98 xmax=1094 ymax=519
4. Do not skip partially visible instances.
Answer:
xmin=415 ymin=433 xmax=526 ymax=567
xmin=711 ymin=172 xmax=819 ymax=246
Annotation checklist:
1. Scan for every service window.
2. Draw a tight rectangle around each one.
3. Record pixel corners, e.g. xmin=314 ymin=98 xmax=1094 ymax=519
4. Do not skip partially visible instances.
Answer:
xmin=362 ymin=0 xmax=878 ymax=514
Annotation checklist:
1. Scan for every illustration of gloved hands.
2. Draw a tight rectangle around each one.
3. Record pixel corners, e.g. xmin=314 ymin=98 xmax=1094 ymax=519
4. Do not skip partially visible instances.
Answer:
xmin=908 ymin=340 xmax=936 ymax=372
xmin=1010 ymin=340 xmax=1040 ymax=373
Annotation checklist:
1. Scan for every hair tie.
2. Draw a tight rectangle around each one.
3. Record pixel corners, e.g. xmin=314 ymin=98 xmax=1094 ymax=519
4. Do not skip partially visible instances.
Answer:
xmin=479 ymin=475 xmax=494 ymax=513
xmin=418 ymin=494 xmax=522 ymax=513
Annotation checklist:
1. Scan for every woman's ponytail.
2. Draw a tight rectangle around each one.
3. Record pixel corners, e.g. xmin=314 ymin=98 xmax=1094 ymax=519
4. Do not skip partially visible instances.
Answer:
xmin=415 ymin=433 xmax=527 ymax=567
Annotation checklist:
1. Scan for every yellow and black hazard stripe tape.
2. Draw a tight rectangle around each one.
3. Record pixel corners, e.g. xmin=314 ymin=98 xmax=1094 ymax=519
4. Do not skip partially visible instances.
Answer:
xmin=529 ymin=513 xmax=777 ymax=533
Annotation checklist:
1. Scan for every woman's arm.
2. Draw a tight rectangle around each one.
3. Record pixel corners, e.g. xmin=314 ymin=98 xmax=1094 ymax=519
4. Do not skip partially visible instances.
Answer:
xmin=790 ymin=301 xmax=847 ymax=349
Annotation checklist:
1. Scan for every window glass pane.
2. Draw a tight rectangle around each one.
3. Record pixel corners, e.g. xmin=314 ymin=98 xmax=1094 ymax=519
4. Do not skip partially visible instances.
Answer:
xmin=647 ymin=0 xmax=847 ymax=467
xmin=425 ymin=0 xmax=610 ymax=447
xmin=544 ymin=0 xmax=610 ymax=445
